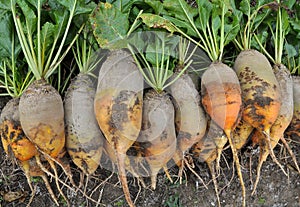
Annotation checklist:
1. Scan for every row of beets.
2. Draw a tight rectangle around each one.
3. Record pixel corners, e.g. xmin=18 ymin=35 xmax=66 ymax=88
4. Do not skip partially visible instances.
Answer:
xmin=1 ymin=48 xmax=300 ymax=207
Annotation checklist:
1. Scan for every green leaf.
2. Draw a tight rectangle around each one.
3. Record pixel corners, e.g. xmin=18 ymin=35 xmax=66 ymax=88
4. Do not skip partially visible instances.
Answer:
xmin=144 ymin=33 xmax=178 ymax=66
xmin=47 ymin=1 xmax=69 ymax=25
xmin=211 ymin=12 xmax=221 ymax=34
xmin=145 ymin=44 xmax=159 ymax=66
xmin=224 ymin=9 xmax=241 ymax=45
xmin=239 ymin=0 xmax=250 ymax=15
xmin=113 ymin=0 xmax=143 ymax=14
xmin=284 ymin=43 xmax=297 ymax=58
xmin=16 ymin=0 xmax=37 ymax=35
xmin=145 ymin=0 xmax=164 ymax=14
xmin=0 ymin=13 xmax=21 ymax=61
xmin=163 ymin=16 xmax=198 ymax=37
xmin=291 ymin=20 xmax=300 ymax=32
xmin=90 ymin=2 xmax=129 ymax=48
xmin=0 ymin=0 xmax=11 ymax=16
xmin=163 ymin=0 xmax=198 ymax=23
xmin=127 ymin=32 xmax=146 ymax=53
xmin=139 ymin=13 xmax=178 ymax=34
xmin=281 ymin=9 xmax=290 ymax=35
xmin=282 ymin=0 xmax=296 ymax=9
xmin=40 ymin=22 xmax=56 ymax=58
xmin=251 ymin=30 xmax=268 ymax=51
xmin=25 ymin=0 xmax=47 ymax=9
xmin=53 ymin=0 xmax=75 ymax=10
xmin=56 ymin=0 xmax=95 ymax=16
xmin=195 ymin=0 xmax=212 ymax=32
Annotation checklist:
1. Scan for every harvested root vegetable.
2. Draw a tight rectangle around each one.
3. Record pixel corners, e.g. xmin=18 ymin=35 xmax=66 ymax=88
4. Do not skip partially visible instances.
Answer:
xmin=233 ymin=2 xmax=296 ymax=196
xmin=0 ymin=98 xmax=60 ymax=206
xmin=10 ymin=0 xmax=84 ymax=204
xmin=159 ymin=1 xmax=245 ymax=203
xmin=201 ymin=62 xmax=242 ymax=133
xmin=65 ymin=28 xmax=104 ymax=177
xmin=169 ymin=73 xmax=207 ymax=182
xmin=18 ymin=157 xmax=60 ymax=206
xmin=19 ymin=79 xmax=71 ymax=205
xmin=233 ymin=49 xmax=281 ymax=201
xmin=20 ymin=80 xmax=65 ymax=158
xmin=261 ymin=5 xmax=300 ymax=177
xmin=0 ymin=31 xmax=66 ymax=205
xmin=232 ymin=119 xmax=253 ymax=150
xmin=286 ymin=76 xmax=300 ymax=142
xmin=192 ymin=119 xmax=227 ymax=207
xmin=65 ymin=74 xmax=104 ymax=176
xmin=138 ymin=90 xmax=176 ymax=190
xmin=139 ymin=3 xmax=243 ymax=203
xmin=234 ymin=49 xmax=281 ymax=133
xmin=250 ymin=64 xmax=294 ymax=194
xmin=94 ymin=50 xmax=143 ymax=207
xmin=103 ymin=139 xmax=146 ymax=187
xmin=128 ymin=33 xmax=187 ymax=194
xmin=1 ymin=98 xmax=37 ymax=162
xmin=161 ymin=1 xmax=244 ymax=204
xmin=201 ymin=61 xmax=244 ymax=206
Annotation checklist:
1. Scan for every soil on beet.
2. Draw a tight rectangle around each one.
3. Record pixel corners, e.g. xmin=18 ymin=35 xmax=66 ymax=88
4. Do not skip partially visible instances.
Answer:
xmin=0 ymin=96 xmax=299 ymax=207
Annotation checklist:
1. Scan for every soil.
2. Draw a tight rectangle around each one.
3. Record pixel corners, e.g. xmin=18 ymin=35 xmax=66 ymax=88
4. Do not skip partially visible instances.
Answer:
xmin=0 ymin=96 xmax=300 ymax=207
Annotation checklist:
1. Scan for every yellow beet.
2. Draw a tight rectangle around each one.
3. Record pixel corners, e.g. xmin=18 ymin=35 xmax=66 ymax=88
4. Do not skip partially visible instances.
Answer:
xmin=19 ymin=79 xmax=65 ymax=158
xmin=94 ymin=50 xmax=143 ymax=207
xmin=234 ymin=50 xmax=281 ymax=133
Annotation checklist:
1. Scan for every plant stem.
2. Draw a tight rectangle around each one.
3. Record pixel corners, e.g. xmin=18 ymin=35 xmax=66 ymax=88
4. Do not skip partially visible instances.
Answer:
xmin=219 ymin=4 xmax=225 ymax=61
xmin=11 ymin=0 xmax=41 ymax=79
xmin=45 ymin=0 xmax=77 ymax=78
xmin=37 ymin=0 xmax=42 ymax=76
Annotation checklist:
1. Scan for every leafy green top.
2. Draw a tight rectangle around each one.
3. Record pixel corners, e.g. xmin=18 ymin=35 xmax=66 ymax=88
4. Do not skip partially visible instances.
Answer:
xmin=138 ymin=0 xmax=241 ymax=62
xmin=72 ymin=25 xmax=101 ymax=77
xmin=89 ymin=1 xmax=190 ymax=93
xmin=0 ymin=1 xmax=31 ymax=97
xmin=0 ymin=49 xmax=33 ymax=97
xmin=11 ymin=0 xmax=94 ymax=81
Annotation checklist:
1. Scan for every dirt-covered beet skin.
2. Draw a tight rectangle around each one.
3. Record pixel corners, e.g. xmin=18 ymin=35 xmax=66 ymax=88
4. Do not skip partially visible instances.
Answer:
xmin=19 ymin=79 xmax=65 ymax=158
xmin=0 ymin=98 xmax=37 ymax=161
xmin=94 ymin=50 xmax=143 ymax=207
xmin=168 ymin=73 xmax=207 ymax=167
xmin=138 ymin=90 xmax=176 ymax=190
xmin=64 ymin=73 xmax=104 ymax=176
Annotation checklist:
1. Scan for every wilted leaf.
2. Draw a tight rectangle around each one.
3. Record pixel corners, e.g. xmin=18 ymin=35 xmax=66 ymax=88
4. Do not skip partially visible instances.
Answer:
xmin=1 ymin=190 xmax=27 ymax=202
xmin=139 ymin=13 xmax=178 ymax=33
